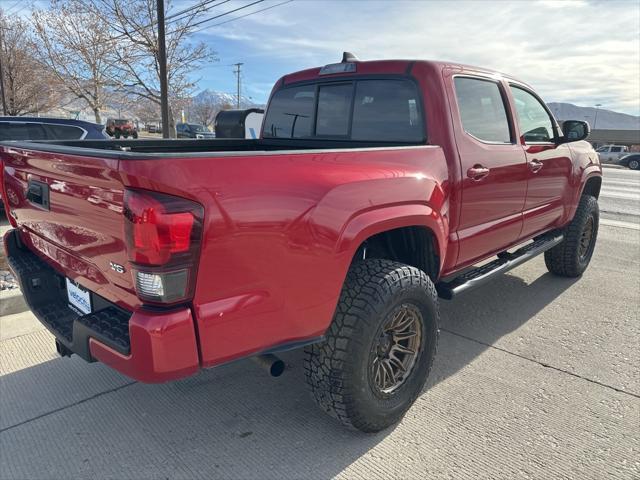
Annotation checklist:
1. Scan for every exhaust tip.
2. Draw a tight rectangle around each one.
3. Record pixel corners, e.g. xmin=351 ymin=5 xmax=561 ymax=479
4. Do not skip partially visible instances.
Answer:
xmin=252 ymin=354 xmax=286 ymax=377
xmin=269 ymin=358 xmax=286 ymax=377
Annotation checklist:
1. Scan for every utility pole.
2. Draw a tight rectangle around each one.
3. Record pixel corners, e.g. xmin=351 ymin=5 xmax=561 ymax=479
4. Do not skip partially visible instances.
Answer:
xmin=233 ymin=63 xmax=243 ymax=109
xmin=157 ymin=0 xmax=171 ymax=138
xmin=0 ymin=26 xmax=8 ymax=115
xmin=593 ymin=104 xmax=602 ymax=130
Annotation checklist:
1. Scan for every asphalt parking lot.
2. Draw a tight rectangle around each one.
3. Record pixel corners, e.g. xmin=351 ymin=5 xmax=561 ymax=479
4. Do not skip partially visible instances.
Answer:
xmin=0 ymin=166 xmax=638 ymax=480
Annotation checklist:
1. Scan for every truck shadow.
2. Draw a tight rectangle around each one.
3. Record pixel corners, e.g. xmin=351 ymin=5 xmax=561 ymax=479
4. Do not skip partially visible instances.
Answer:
xmin=0 ymin=271 xmax=578 ymax=479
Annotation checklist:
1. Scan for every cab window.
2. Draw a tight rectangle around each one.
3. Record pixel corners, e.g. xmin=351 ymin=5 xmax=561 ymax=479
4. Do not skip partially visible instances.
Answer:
xmin=510 ymin=86 xmax=555 ymax=143
xmin=454 ymin=77 xmax=512 ymax=144
xmin=263 ymin=79 xmax=425 ymax=143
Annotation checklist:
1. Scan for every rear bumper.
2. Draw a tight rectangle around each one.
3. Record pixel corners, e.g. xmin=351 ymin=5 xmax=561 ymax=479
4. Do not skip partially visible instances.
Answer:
xmin=3 ymin=229 xmax=200 ymax=383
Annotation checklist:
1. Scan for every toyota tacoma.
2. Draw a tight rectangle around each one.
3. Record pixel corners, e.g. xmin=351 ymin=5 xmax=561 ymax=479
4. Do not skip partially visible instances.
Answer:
xmin=0 ymin=54 xmax=602 ymax=432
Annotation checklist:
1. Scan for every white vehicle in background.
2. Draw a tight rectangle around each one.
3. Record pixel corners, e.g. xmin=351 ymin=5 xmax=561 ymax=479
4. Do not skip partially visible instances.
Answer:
xmin=215 ymin=108 xmax=264 ymax=139
xmin=596 ymin=144 xmax=629 ymax=163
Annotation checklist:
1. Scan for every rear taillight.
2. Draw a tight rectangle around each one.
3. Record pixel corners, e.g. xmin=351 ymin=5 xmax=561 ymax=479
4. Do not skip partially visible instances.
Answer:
xmin=124 ymin=189 xmax=203 ymax=305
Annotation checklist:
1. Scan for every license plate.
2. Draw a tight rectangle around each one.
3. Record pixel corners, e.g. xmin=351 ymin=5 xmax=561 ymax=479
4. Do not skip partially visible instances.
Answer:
xmin=66 ymin=278 xmax=92 ymax=315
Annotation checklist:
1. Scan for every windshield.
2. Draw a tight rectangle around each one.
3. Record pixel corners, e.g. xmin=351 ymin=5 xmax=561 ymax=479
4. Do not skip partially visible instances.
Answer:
xmin=263 ymin=78 xmax=425 ymax=143
xmin=114 ymin=120 xmax=130 ymax=125
xmin=189 ymin=124 xmax=208 ymax=132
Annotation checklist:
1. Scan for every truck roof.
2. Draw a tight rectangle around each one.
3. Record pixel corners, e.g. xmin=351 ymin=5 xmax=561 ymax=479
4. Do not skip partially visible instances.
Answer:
xmin=280 ymin=58 xmax=530 ymax=89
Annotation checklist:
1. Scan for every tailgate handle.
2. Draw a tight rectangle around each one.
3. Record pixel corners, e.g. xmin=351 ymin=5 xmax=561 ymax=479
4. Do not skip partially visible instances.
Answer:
xmin=27 ymin=180 xmax=50 ymax=210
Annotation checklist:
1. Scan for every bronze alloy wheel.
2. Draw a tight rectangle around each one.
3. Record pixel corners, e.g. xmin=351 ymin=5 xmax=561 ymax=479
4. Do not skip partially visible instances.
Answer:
xmin=370 ymin=303 xmax=423 ymax=394
xmin=579 ymin=216 xmax=595 ymax=260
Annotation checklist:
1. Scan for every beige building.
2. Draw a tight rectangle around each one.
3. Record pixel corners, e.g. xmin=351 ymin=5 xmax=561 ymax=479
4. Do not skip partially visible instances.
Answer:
xmin=588 ymin=129 xmax=640 ymax=151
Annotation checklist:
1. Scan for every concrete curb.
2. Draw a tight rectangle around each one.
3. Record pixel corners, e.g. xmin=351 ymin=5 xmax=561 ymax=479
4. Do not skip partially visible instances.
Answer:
xmin=0 ymin=288 xmax=28 ymax=317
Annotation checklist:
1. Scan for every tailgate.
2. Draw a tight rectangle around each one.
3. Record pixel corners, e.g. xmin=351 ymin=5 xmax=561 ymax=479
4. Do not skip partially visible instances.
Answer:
xmin=1 ymin=146 xmax=138 ymax=310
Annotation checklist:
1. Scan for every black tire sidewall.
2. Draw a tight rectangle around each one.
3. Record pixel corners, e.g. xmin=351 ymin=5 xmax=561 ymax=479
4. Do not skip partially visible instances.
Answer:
xmin=629 ymin=159 xmax=639 ymax=170
xmin=576 ymin=201 xmax=599 ymax=272
xmin=348 ymin=282 xmax=438 ymax=427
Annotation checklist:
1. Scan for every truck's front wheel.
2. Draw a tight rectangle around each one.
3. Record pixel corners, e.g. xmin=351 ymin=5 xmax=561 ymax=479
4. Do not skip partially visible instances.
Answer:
xmin=545 ymin=194 xmax=599 ymax=277
xmin=304 ymin=259 xmax=439 ymax=432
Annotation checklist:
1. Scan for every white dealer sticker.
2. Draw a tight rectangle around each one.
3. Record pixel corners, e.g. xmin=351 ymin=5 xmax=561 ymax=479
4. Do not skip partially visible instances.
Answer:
xmin=66 ymin=278 xmax=92 ymax=315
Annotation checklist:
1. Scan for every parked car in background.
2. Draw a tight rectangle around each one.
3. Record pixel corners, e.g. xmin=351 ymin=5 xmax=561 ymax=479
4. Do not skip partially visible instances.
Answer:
xmin=176 ymin=123 xmax=215 ymax=139
xmin=105 ymin=118 xmax=138 ymax=139
xmin=0 ymin=117 xmax=108 ymax=141
xmin=618 ymin=153 xmax=640 ymax=170
xmin=596 ymin=144 xmax=629 ymax=163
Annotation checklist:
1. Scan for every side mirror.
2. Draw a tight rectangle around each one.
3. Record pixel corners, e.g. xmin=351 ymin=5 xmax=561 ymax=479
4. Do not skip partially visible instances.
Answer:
xmin=560 ymin=120 xmax=590 ymax=143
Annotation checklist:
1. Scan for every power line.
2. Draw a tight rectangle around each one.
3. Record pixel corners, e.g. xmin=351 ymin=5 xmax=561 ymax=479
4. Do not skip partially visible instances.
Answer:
xmin=2 ymin=1 xmax=22 ymax=15
xmin=109 ymin=0 xmax=229 ymax=44
xmin=186 ymin=0 xmax=265 ymax=31
xmin=4 ymin=0 xmax=29 ymax=17
xmin=190 ymin=0 xmax=295 ymax=33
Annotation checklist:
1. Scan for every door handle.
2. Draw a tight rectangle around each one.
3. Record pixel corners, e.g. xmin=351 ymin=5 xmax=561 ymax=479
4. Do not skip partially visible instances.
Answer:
xmin=467 ymin=165 xmax=490 ymax=181
xmin=529 ymin=159 xmax=543 ymax=173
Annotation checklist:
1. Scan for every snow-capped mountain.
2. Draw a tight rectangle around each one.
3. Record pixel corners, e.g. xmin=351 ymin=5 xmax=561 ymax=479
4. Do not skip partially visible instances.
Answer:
xmin=192 ymin=89 xmax=262 ymax=110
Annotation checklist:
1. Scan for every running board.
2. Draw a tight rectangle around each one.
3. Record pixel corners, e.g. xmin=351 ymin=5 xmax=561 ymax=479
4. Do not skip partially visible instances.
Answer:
xmin=436 ymin=233 xmax=564 ymax=300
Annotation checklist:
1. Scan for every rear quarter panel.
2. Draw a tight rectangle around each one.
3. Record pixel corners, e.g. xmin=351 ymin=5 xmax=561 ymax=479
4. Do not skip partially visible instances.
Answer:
xmin=119 ymin=146 xmax=449 ymax=367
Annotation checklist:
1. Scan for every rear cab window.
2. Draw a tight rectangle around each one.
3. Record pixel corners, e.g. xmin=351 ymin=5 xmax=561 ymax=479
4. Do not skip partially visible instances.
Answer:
xmin=453 ymin=77 xmax=512 ymax=144
xmin=263 ymin=78 xmax=425 ymax=143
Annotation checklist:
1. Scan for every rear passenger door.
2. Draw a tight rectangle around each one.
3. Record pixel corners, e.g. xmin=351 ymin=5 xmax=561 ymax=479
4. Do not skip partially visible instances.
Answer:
xmin=450 ymin=75 xmax=528 ymax=267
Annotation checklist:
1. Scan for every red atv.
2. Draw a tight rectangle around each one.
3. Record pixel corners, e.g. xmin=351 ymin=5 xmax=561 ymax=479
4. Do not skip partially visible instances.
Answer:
xmin=105 ymin=118 xmax=138 ymax=139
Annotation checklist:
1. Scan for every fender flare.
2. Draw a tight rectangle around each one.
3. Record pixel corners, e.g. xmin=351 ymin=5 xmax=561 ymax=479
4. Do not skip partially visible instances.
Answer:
xmin=336 ymin=203 xmax=448 ymax=274
xmin=578 ymin=170 xmax=603 ymax=198
xmin=565 ymin=169 xmax=602 ymax=223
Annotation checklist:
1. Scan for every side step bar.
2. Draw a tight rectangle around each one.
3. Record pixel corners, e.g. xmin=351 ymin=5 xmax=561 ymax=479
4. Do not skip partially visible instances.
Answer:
xmin=436 ymin=233 xmax=564 ymax=300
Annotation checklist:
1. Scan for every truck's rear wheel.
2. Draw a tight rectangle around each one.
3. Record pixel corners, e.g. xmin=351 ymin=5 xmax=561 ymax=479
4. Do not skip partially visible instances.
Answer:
xmin=304 ymin=259 xmax=439 ymax=432
xmin=545 ymin=194 xmax=599 ymax=277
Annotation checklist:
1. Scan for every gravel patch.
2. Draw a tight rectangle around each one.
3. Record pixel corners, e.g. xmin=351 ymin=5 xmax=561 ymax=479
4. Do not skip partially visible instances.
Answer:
xmin=1 ymin=270 xmax=18 ymax=291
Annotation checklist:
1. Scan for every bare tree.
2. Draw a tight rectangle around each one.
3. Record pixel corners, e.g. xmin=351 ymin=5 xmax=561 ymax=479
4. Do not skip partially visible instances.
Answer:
xmin=0 ymin=11 xmax=60 ymax=116
xmin=31 ymin=0 xmax=117 ymax=123
xmin=82 ymin=0 xmax=216 ymax=136
xmin=133 ymin=97 xmax=160 ymax=126
xmin=190 ymin=98 xmax=219 ymax=128
xmin=190 ymin=98 xmax=235 ymax=128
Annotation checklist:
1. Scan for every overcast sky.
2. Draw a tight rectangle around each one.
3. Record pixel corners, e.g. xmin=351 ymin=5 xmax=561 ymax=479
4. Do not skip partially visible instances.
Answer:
xmin=9 ymin=0 xmax=639 ymax=115
xmin=192 ymin=0 xmax=640 ymax=115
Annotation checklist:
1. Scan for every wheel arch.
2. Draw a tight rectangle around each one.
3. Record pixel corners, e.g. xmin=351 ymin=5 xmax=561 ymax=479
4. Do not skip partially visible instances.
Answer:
xmin=336 ymin=203 xmax=447 ymax=281
xmin=581 ymin=174 xmax=602 ymax=199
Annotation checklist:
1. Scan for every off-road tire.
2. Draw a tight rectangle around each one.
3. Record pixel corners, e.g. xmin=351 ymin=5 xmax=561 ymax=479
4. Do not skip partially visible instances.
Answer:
xmin=545 ymin=194 xmax=599 ymax=277
xmin=304 ymin=259 xmax=439 ymax=432
xmin=132 ymin=131 xmax=138 ymax=139
xmin=114 ymin=131 xmax=121 ymax=139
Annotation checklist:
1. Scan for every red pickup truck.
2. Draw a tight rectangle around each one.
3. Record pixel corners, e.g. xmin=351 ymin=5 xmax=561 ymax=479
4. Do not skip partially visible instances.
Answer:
xmin=1 ymin=55 xmax=602 ymax=432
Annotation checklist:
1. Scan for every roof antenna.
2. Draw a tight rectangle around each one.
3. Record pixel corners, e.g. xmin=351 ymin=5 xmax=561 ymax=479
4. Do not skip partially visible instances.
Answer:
xmin=341 ymin=52 xmax=359 ymax=63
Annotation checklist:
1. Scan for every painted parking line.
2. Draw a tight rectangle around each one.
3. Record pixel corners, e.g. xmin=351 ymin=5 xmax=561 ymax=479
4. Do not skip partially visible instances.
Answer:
xmin=600 ymin=218 xmax=640 ymax=231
